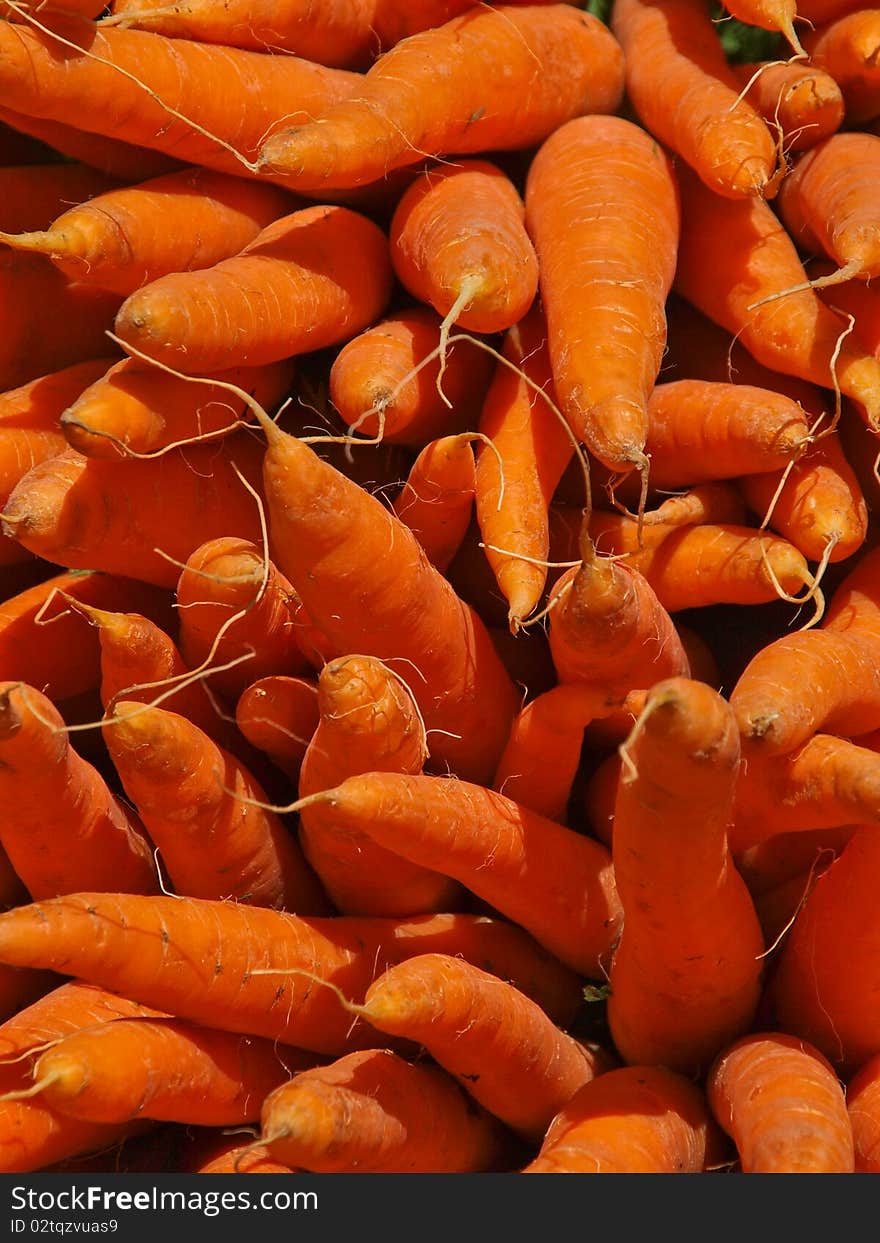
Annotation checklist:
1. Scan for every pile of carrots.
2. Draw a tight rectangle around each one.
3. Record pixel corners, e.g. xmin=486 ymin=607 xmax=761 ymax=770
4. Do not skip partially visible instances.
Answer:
xmin=3 ymin=0 xmax=880 ymax=1177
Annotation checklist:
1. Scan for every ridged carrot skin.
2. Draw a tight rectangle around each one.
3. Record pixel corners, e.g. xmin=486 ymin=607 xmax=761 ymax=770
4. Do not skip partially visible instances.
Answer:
xmin=234 ymin=676 xmax=319 ymax=782
xmin=721 ymin=0 xmax=803 ymax=52
xmin=847 ymin=1049 xmax=880 ymax=1170
xmin=0 ymin=980 xmax=166 ymax=1063
xmin=730 ymin=60 xmax=844 ymax=153
xmin=804 ymin=10 xmax=880 ymax=122
xmin=0 ymin=107 xmax=183 ymax=183
xmin=524 ymin=113 xmax=679 ymax=471
xmin=392 ymin=435 xmax=475 ymax=574
xmin=370 ymin=0 xmax=577 ymax=48
xmin=611 ymin=0 xmax=780 ymax=199
xmin=257 ymin=5 xmax=625 ymax=189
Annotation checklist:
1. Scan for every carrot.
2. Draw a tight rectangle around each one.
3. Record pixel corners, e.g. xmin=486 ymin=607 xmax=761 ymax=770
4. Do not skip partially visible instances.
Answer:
xmin=0 ymin=167 xmax=298 ymax=296
xmin=741 ymin=830 xmax=852 ymax=948
xmin=4 ymin=0 xmax=108 ymax=17
xmin=60 ymin=356 xmax=296 ymax=459
xmin=0 ymin=980 xmax=167 ymax=1064
xmin=524 ymin=112 xmax=678 ymax=474
xmin=611 ymin=0 xmax=780 ymax=200
xmin=731 ymin=59 xmax=845 ymax=153
xmin=521 ymin=1065 xmax=722 ymax=1173
xmin=722 ymin=0 xmax=805 ymax=54
xmin=328 ymin=307 xmax=494 ymax=446
xmin=0 ymin=106 xmax=184 ymax=182
xmin=105 ymin=0 xmax=378 ymax=66
xmin=638 ymin=481 xmax=750 ymax=529
xmin=359 ymin=954 xmax=611 ymax=1140
xmin=813 ymin=259 xmax=880 ymax=358
xmin=0 ymin=568 xmax=173 ymax=703
xmin=297 ymin=654 xmax=457 ymax=917
xmin=474 ymin=304 xmax=574 ymax=631
xmin=257 ymin=417 xmax=521 ymax=785
xmin=846 ymin=1049 xmax=880 ymax=1170
xmin=235 ymin=676 xmax=319 ymax=783
xmin=389 ymin=160 xmax=538 ymax=338
xmin=175 ymin=537 xmax=312 ymax=703
xmin=0 ymin=16 xmax=360 ymax=181
xmin=257 ymin=5 xmax=625 ymax=189
xmin=391 ymin=434 xmax=475 ymax=574
xmin=0 ymin=163 xmax=120 ymax=235
xmin=187 ymin=1136 xmax=296 ymax=1174
xmin=0 ymin=1098 xmax=134 ymax=1175
xmin=114 ymin=205 xmax=393 ymax=374
xmin=290 ymin=770 xmax=622 ymax=977
xmin=607 ymin=678 xmax=765 ymax=1075
xmin=2 ymin=433 xmax=266 ymax=589
xmin=706 ymin=1032 xmax=854 ymax=1172
xmin=20 ymin=1018 xmax=317 ymax=1126
xmin=803 ymin=9 xmax=880 ymax=123
xmin=257 ymin=1047 xmax=514 ymax=1173
xmin=0 ymin=681 xmax=157 ymax=900
xmin=0 ymin=894 xmax=582 ymax=1051
xmin=797 ymin=0 xmax=865 ymax=21
xmin=673 ymin=161 xmax=880 ymax=428
xmin=370 ymin=0 xmax=577 ymax=49
xmin=103 ymin=699 xmax=327 ymax=913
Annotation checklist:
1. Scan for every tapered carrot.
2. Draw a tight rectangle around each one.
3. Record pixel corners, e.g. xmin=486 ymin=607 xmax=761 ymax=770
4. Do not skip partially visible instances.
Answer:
xmin=257 ymin=1048 xmax=514 ymax=1173
xmin=607 ymin=678 xmax=765 ymax=1075
xmin=61 ymin=356 xmax=296 ymax=459
xmin=731 ymin=60 xmax=844 ymax=153
xmin=0 ymin=895 xmax=582 ymax=1051
xmin=846 ymin=1049 xmax=880 ymax=1170
xmin=114 ymin=205 xmax=393 ymax=374
xmin=256 ymin=417 xmax=520 ymax=785
xmin=359 ymin=954 xmax=611 ymax=1140
xmin=235 ymin=676 xmax=319 ymax=782
xmin=0 ymin=1098 xmax=133 ymax=1174
xmin=257 ymin=5 xmax=625 ymax=188
xmin=297 ymin=655 xmax=457 ymax=917
xmin=0 ymin=17 xmax=360 ymax=181
xmin=290 ymin=770 xmax=622 ymax=976
xmin=103 ymin=699 xmax=327 ymax=912
xmin=474 ymin=304 xmax=575 ymax=630
xmin=0 ymin=682 xmax=157 ymax=901
xmin=329 ymin=307 xmax=493 ymax=446
xmin=723 ymin=0 xmax=805 ymax=54
xmin=0 ymin=107 xmax=183 ymax=182
xmin=524 ymin=113 xmax=678 ymax=474
xmin=0 ymin=168 xmax=297 ymax=296
xmin=391 ymin=434 xmax=475 ymax=573
xmin=0 ymin=980 xmax=166 ymax=1064
xmin=20 ymin=1019 xmax=316 ymax=1126
xmin=611 ymin=0 xmax=780 ymax=200
xmin=2 ymin=433 xmax=265 ymax=588
xmin=803 ymin=9 xmax=880 ymax=122
xmin=0 ymin=163 xmax=119 ymax=235
xmin=389 ymin=160 xmax=538 ymax=337
xmin=673 ymin=162 xmax=880 ymax=428
xmin=707 ymin=1032 xmax=854 ymax=1173
xmin=522 ymin=1065 xmax=722 ymax=1173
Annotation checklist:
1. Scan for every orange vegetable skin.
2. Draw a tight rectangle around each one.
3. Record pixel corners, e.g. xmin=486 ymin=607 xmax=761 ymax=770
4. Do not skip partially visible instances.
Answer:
xmin=392 ymin=434 xmax=475 ymax=573
xmin=0 ymin=107 xmax=183 ymax=183
xmin=847 ymin=1050 xmax=880 ymax=1170
xmin=234 ymin=676 xmax=319 ymax=782
xmin=804 ymin=9 xmax=880 ymax=122
xmin=731 ymin=60 xmax=844 ymax=153
xmin=0 ymin=164 xmax=119 ymax=235
xmin=524 ymin=113 xmax=679 ymax=471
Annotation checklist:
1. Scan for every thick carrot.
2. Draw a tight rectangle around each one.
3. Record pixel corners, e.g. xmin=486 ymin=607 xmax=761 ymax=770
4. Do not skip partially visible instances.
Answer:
xmin=524 ymin=112 xmax=678 ymax=473
xmin=611 ymin=0 xmax=780 ymax=199
xmin=257 ymin=418 xmax=520 ymax=785
xmin=391 ymin=434 xmax=475 ymax=573
xmin=731 ymin=60 xmax=845 ymax=153
xmin=359 ymin=954 xmax=611 ymax=1140
xmin=474 ymin=303 xmax=574 ymax=631
xmin=847 ymin=1049 xmax=880 ymax=1170
xmin=104 ymin=699 xmax=327 ymax=913
xmin=2 ymin=433 xmax=266 ymax=588
xmin=521 ymin=1065 xmax=721 ymax=1173
xmin=707 ymin=1032 xmax=854 ymax=1172
xmin=607 ymin=678 xmax=765 ymax=1075
xmin=257 ymin=5 xmax=625 ymax=189
xmin=25 ymin=1018 xmax=316 ymax=1126
xmin=114 ymin=205 xmax=393 ymax=374
xmin=803 ymin=9 xmax=880 ymax=122
xmin=389 ymin=160 xmax=538 ymax=336
xmin=0 ymin=1099 xmax=133 ymax=1175
xmin=741 ymin=829 xmax=852 ymax=948
xmin=257 ymin=1048 xmax=513 ymax=1173
xmin=235 ymin=676 xmax=319 ymax=783
xmin=0 ymin=17 xmax=360 ymax=181
xmin=0 ymin=163 xmax=119 ymax=235
xmin=0 ymin=980 xmax=166 ymax=1063
xmin=0 ymin=895 xmax=582 ymax=1051
xmin=61 ymin=356 xmax=296 ymax=459
xmin=297 ymin=655 xmax=457 ymax=917
xmin=328 ymin=307 xmax=493 ymax=446
xmin=673 ymin=161 xmax=880 ymax=427
xmin=291 ymin=770 xmax=622 ymax=977
xmin=0 ymin=682 xmax=157 ymax=900
xmin=0 ymin=107 xmax=184 ymax=182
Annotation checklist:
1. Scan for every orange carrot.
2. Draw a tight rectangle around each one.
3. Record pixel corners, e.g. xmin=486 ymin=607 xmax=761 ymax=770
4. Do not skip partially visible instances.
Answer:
xmin=389 ymin=160 xmax=538 ymax=336
xmin=257 ymin=1047 xmax=513 ymax=1173
xmin=328 ymin=307 xmax=494 ymax=446
xmin=235 ymin=676 xmax=319 ymax=782
xmin=522 ymin=1065 xmax=722 ymax=1173
xmin=611 ymin=0 xmax=780 ymax=199
xmin=0 ymin=681 xmax=157 ymax=900
xmin=524 ymin=113 xmax=678 ymax=474
xmin=739 ymin=828 xmax=852 ymax=948
xmin=0 ymin=163 xmax=119 ymax=235
xmin=803 ymin=9 xmax=880 ymax=122
xmin=391 ymin=434 xmax=475 ymax=573
xmin=359 ymin=953 xmax=611 ymax=1140
xmin=187 ymin=1136 xmax=295 ymax=1174
xmin=0 ymin=106 xmax=184 ymax=182
xmin=731 ymin=59 xmax=845 ymax=153
xmin=370 ymin=0 xmax=577 ymax=48
xmin=607 ymin=678 xmax=765 ymax=1075
xmin=104 ymin=699 xmax=327 ymax=912
xmin=722 ymin=0 xmax=804 ymax=54
xmin=0 ymin=980 xmax=167 ymax=1063
xmin=114 ymin=205 xmax=393 ymax=374
xmin=257 ymin=417 xmax=520 ymax=785
xmin=847 ymin=1049 xmax=880 ymax=1170
xmin=706 ymin=1032 xmax=854 ymax=1172
xmin=0 ymin=1099 xmax=132 ymax=1174
xmin=257 ymin=5 xmax=625 ymax=188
